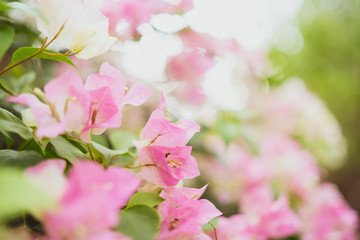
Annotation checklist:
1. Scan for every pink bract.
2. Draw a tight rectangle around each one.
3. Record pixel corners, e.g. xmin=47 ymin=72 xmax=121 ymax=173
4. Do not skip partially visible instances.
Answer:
xmin=7 ymin=71 xmax=89 ymax=139
xmin=140 ymin=94 xmax=200 ymax=147
xmin=138 ymin=145 xmax=199 ymax=187
xmin=157 ymin=187 xmax=222 ymax=240
xmin=80 ymin=62 xmax=151 ymax=142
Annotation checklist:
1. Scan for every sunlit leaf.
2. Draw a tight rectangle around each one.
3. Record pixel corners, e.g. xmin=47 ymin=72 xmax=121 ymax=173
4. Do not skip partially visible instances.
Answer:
xmin=9 ymin=47 xmax=75 ymax=67
xmin=126 ymin=192 xmax=164 ymax=209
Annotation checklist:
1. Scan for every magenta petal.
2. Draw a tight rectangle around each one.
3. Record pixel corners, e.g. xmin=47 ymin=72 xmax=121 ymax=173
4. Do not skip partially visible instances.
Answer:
xmin=138 ymin=146 xmax=200 ymax=187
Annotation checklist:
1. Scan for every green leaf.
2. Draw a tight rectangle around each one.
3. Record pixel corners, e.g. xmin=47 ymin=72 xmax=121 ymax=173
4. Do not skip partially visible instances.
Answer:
xmin=0 ymin=26 xmax=14 ymax=60
xmin=0 ymin=107 xmax=32 ymax=140
xmin=201 ymin=218 xmax=218 ymax=232
xmin=110 ymin=152 xmax=135 ymax=167
xmin=126 ymin=192 xmax=164 ymax=209
xmin=109 ymin=130 xmax=136 ymax=152
xmin=0 ymin=150 xmax=43 ymax=169
xmin=116 ymin=205 xmax=160 ymax=240
xmin=50 ymin=136 xmax=87 ymax=163
xmin=91 ymin=141 xmax=127 ymax=165
xmin=9 ymin=47 xmax=75 ymax=67
xmin=92 ymin=134 xmax=109 ymax=148
xmin=0 ymin=168 xmax=55 ymax=221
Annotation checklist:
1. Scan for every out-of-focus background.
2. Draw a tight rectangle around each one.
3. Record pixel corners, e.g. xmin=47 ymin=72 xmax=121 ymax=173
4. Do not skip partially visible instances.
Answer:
xmin=183 ymin=0 xmax=360 ymax=215
xmin=269 ymin=0 xmax=360 ymax=214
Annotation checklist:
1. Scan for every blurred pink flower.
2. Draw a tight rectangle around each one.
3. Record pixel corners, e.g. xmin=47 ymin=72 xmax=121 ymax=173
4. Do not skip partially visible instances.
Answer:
xmin=299 ymin=183 xmax=358 ymax=240
xmin=43 ymin=160 xmax=141 ymax=240
xmin=240 ymin=184 xmax=301 ymax=239
xmin=259 ymin=133 xmax=320 ymax=198
xmin=166 ymin=51 xmax=214 ymax=82
xmin=101 ymin=0 xmax=193 ymax=39
xmin=62 ymin=160 xmax=141 ymax=209
xmin=207 ymin=215 xmax=253 ymax=240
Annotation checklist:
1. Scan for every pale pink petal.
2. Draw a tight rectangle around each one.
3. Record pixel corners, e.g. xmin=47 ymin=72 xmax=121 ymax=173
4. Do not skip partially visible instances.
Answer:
xmin=99 ymin=62 xmax=127 ymax=88
xmin=122 ymin=83 xmax=152 ymax=107
xmin=7 ymin=94 xmax=66 ymax=138
xmin=160 ymin=185 xmax=207 ymax=207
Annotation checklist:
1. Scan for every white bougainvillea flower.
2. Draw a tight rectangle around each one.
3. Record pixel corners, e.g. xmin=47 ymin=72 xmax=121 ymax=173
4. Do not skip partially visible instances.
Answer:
xmin=36 ymin=0 xmax=116 ymax=59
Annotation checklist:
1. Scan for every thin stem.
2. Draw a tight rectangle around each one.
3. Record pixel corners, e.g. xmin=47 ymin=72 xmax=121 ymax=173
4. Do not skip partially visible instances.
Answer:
xmin=22 ymin=212 xmax=36 ymax=234
xmin=209 ymin=222 xmax=217 ymax=240
xmin=87 ymin=143 xmax=95 ymax=161
xmin=65 ymin=134 xmax=87 ymax=147
xmin=0 ymin=24 xmax=64 ymax=78
xmin=41 ymin=52 xmax=65 ymax=56
xmin=123 ymin=156 xmax=138 ymax=168
xmin=0 ymin=80 xmax=15 ymax=95
xmin=43 ymin=21 xmax=66 ymax=49
xmin=0 ymin=47 xmax=43 ymax=76
xmin=126 ymin=164 xmax=156 ymax=169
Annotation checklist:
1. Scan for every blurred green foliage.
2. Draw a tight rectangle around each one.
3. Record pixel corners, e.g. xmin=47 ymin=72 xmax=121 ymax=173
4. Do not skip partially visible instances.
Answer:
xmin=270 ymin=0 xmax=360 ymax=211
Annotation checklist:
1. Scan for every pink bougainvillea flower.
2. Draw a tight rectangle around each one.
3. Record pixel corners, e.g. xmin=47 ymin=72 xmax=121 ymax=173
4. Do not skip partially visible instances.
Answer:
xmin=138 ymin=145 xmax=199 ymax=187
xmin=8 ymin=71 xmax=89 ymax=139
xmin=157 ymin=186 xmax=222 ymax=240
xmin=299 ymin=183 xmax=358 ymax=240
xmin=240 ymin=184 xmax=301 ymax=239
xmin=80 ymin=62 xmax=151 ymax=142
xmin=139 ymin=93 xmax=200 ymax=148
xmin=43 ymin=160 xmax=141 ymax=240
